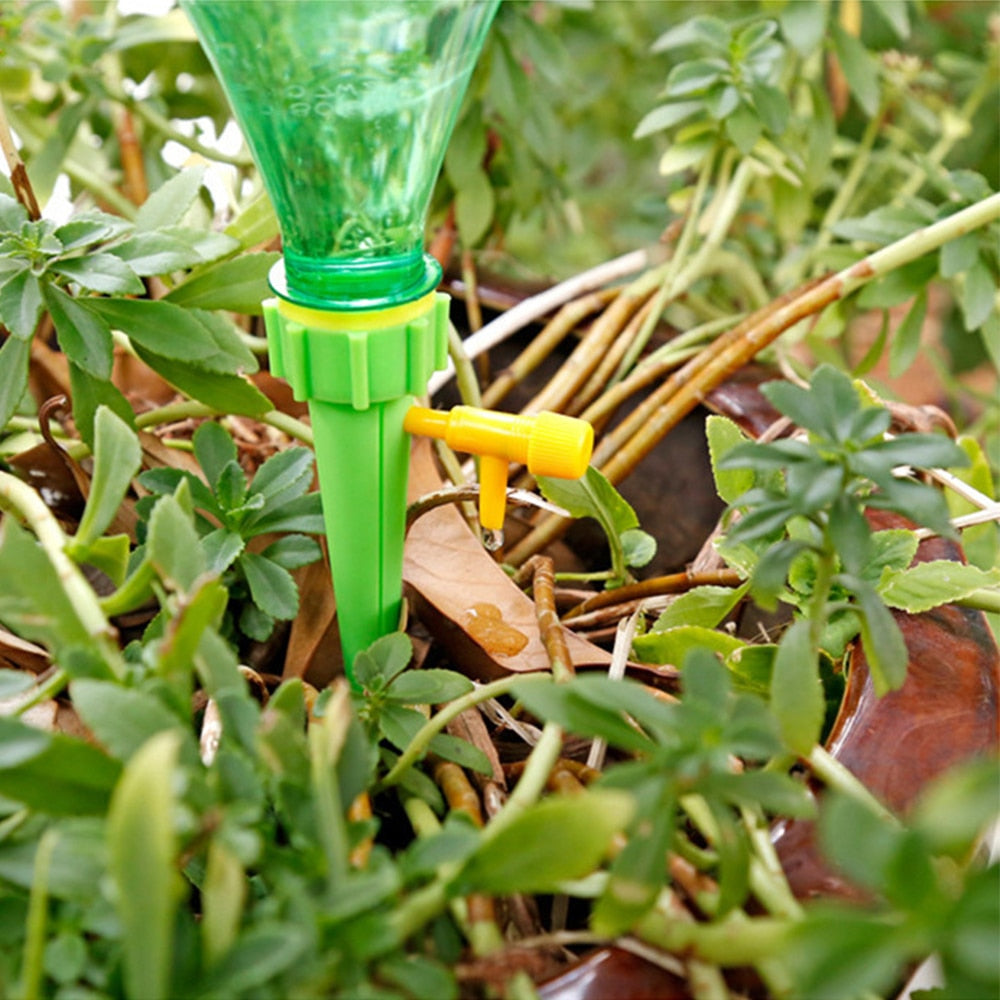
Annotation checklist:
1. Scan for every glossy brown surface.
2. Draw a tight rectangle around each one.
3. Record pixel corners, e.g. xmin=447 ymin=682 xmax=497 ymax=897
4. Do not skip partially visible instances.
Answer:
xmin=537 ymin=947 xmax=691 ymax=1000
xmin=774 ymin=510 xmax=1000 ymax=900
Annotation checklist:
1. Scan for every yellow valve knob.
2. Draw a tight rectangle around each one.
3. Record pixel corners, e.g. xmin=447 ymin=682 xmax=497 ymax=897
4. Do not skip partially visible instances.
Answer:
xmin=405 ymin=405 xmax=593 ymax=530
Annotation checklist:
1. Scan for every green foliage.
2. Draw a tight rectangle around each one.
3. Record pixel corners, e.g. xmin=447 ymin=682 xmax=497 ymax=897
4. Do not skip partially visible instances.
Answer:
xmin=538 ymin=466 xmax=656 ymax=586
xmin=716 ymin=364 xmax=969 ymax=697
xmin=638 ymin=15 xmax=790 ymax=157
xmin=135 ymin=420 xmax=324 ymax=642
xmin=0 ymin=4 xmax=996 ymax=998
xmin=351 ymin=633 xmax=491 ymax=786
xmin=0 ymin=181 xmax=269 ymax=442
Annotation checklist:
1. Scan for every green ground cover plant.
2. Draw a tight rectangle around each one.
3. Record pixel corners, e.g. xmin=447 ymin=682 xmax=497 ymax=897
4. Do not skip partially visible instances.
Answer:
xmin=0 ymin=2 xmax=997 ymax=998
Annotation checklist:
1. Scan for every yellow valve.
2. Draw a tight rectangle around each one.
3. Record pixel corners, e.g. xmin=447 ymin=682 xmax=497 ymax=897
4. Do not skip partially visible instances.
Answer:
xmin=404 ymin=405 xmax=594 ymax=530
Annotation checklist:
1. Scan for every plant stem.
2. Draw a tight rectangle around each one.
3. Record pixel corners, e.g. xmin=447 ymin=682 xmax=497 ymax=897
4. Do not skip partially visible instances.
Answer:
xmin=11 ymin=669 xmax=69 ymax=718
xmin=447 ymin=320 xmax=482 ymax=409
xmin=635 ymin=905 xmax=791 ymax=967
xmin=429 ymin=247 xmax=664 ymax=396
xmin=377 ymin=673 xmax=550 ymax=789
xmin=116 ymin=91 xmax=255 ymax=169
xmin=809 ymin=108 xmax=885 ymax=270
xmin=610 ymin=148 xmax=718 ymax=386
xmin=955 ymin=588 xmax=1000 ymax=615
xmin=476 ymin=721 xmax=564 ymax=845
xmin=898 ymin=69 xmax=994 ymax=201
xmin=506 ymin=192 xmax=1000 ymax=566
xmin=0 ymin=470 xmax=122 ymax=672
xmin=19 ymin=829 xmax=58 ymax=1000
xmin=135 ymin=402 xmax=315 ymax=447
xmin=807 ymin=745 xmax=900 ymax=825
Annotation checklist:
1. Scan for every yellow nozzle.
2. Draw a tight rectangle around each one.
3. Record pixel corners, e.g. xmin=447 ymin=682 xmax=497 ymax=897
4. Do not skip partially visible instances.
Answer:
xmin=404 ymin=405 xmax=593 ymax=530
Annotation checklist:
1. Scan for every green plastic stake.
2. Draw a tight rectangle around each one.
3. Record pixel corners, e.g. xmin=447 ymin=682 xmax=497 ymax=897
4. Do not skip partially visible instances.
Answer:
xmin=184 ymin=0 xmax=499 ymax=678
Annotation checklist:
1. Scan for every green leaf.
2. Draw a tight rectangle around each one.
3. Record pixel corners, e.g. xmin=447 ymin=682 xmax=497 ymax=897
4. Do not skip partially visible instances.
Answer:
xmin=53 ymin=212 xmax=129 ymax=251
xmin=851 ymin=578 xmax=908 ymax=694
xmin=787 ymin=908 xmax=906 ymax=1000
xmin=445 ymin=110 xmax=488 ymax=189
xmin=621 ymin=528 xmax=656 ymax=568
xmin=879 ymin=561 xmax=1000 ymax=614
xmin=634 ymin=101 xmax=702 ymax=139
xmin=387 ymin=669 xmax=473 ymax=705
xmin=109 ymin=230 xmax=206 ymax=274
xmin=869 ymin=0 xmax=910 ymax=38
xmin=0 ymin=335 xmax=30 ymax=430
xmin=67 ymin=361 xmax=135 ymax=450
xmin=135 ymin=166 xmax=206 ymax=231
xmin=107 ymin=730 xmax=184 ymax=1000
xmin=122 ymin=226 xmax=238 ymax=272
xmin=725 ymin=102 xmax=763 ymax=154
xmin=247 ymin=446 xmax=316 ymax=505
xmin=912 ymin=757 xmax=1000 ymax=857
xmin=652 ymin=583 xmax=748 ymax=632
xmin=658 ymin=134 xmax=716 ymax=177
xmin=706 ymin=415 xmax=755 ymax=504
xmin=827 ymin=494 xmax=872 ymax=575
xmin=818 ymin=791 xmax=902 ymax=895
xmin=132 ymin=345 xmax=271 ymax=416
xmin=70 ymin=680 xmax=184 ymax=761
xmin=202 ymin=528 xmax=245 ymax=574
xmin=960 ymin=258 xmax=995 ymax=331
xmin=515 ymin=677 xmax=660 ymax=753
xmin=43 ymin=284 xmax=112 ymax=379
xmin=240 ymin=551 xmax=299 ymax=620
xmin=764 ymin=364 xmax=860 ymax=442
xmin=70 ymin=407 xmax=142 ymax=551
xmin=770 ymin=619 xmax=823 ymax=754
xmin=632 ymin=624 xmax=744 ymax=666
xmin=50 ymin=253 xmax=144 ymax=295
xmin=193 ymin=420 xmax=238 ymax=490
xmin=0 ymin=193 xmax=28 ymax=230
xmin=592 ymin=785 xmax=674 ymax=936
xmin=352 ymin=632 xmax=413 ymax=690
xmin=0 ymin=717 xmax=120 ymax=814
xmin=455 ymin=790 xmax=635 ymax=895
xmin=0 ymin=669 xmax=33 ymax=698
xmin=888 ymin=288 xmax=927 ymax=377
xmin=939 ymin=231 xmax=980 ymax=278
xmin=0 ymin=265 xmax=42 ymax=338
xmin=201 ymin=840 xmax=246 ymax=967
xmin=538 ymin=466 xmax=643 ymax=583
xmin=164 ymin=252 xmax=280 ymax=315
xmin=750 ymin=539 xmax=809 ymax=610
xmin=224 ymin=190 xmax=279 ymax=250
xmin=831 ymin=23 xmax=881 ymax=117
xmin=88 ymin=298 xmax=256 ymax=373
xmin=653 ymin=18 xmax=726 ymax=53
xmin=857 ymin=256 xmax=937 ymax=309
xmin=665 ymin=58 xmax=728 ymax=97
xmin=201 ymin=924 xmax=311 ymax=996
xmin=147 ymin=490 xmax=206 ymax=593
xmin=749 ymin=82 xmax=790 ymax=136
xmin=0 ymin=518 xmax=112 ymax=672
xmin=860 ymin=432 xmax=968 ymax=474
xmin=156 ymin=578 xmax=228 ymax=678
xmin=260 ymin=534 xmax=321 ymax=571
xmin=428 ymin=732 xmax=492 ymax=775
xmin=454 ymin=167 xmax=495 ymax=247
xmin=242 ymin=492 xmax=325 ymax=535
xmin=378 ymin=954 xmax=457 ymax=1000
xmin=779 ymin=1 xmax=827 ymax=56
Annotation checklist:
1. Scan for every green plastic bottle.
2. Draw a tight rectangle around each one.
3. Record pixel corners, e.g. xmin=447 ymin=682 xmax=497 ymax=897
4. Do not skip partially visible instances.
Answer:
xmin=183 ymin=0 xmax=499 ymax=679
xmin=183 ymin=0 xmax=498 ymax=310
